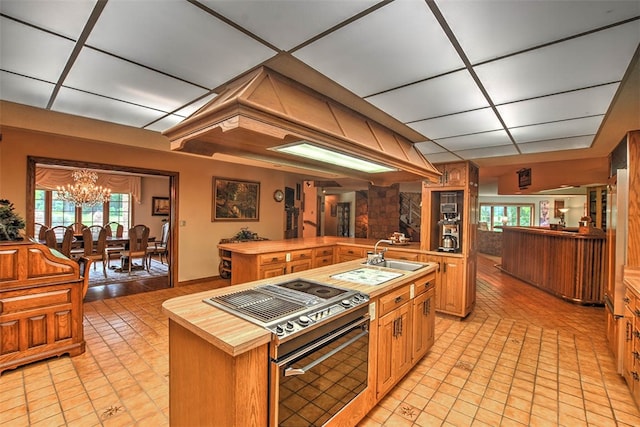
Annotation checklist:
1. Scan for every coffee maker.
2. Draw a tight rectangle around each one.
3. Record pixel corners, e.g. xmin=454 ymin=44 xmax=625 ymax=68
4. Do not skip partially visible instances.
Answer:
xmin=438 ymin=193 xmax=460 ymax=253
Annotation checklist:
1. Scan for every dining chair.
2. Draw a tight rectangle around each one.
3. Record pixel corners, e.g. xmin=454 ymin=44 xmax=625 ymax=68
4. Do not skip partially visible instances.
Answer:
xmin=105 ymin=221 xmax=124 ymax=238
xmin=82 ymin=226 xmax=108 ymax=277
xmin=104 ymin=222 xmax=126 ymax=268
xmin=60 ymin=227 xmax=84 ymax=259
xmin=147 ymin=222 xmax=169 ymax=269
xmin=49 ymin=225 xmax=68 ymax=240
xmin=44 ymin=228 xmax=58 ymax=250
xmin=66 ymin=222 xmax=86 ymax=235
xmin=35 ymin=223 xmax=49 ymax=241
xmin=120 ymin=224 xmax=150 ymax=274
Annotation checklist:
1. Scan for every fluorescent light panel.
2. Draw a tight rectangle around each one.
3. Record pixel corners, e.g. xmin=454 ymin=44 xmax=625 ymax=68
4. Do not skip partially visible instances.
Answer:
xmin=271 ymin=143 xmax=396 ymax=173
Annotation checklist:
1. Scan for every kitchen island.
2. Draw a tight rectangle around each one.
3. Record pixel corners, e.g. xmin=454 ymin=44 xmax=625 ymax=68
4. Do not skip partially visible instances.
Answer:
xmin=162 ymin=258 xmax=437 ymax=426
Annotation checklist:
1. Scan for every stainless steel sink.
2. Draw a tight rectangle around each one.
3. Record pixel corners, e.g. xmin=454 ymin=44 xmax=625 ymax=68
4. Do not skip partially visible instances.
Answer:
xmin=362 ymin=259 xmax=427 ymax=271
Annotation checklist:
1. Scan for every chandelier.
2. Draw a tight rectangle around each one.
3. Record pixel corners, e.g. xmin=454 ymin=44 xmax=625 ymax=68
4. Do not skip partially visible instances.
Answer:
xmin=56 ymin=169 xmax=112 ymax=207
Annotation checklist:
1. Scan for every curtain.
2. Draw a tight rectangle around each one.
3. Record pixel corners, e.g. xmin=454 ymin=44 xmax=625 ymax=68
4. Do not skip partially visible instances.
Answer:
xmin=35 ymin=167 xmax=142 ymax=203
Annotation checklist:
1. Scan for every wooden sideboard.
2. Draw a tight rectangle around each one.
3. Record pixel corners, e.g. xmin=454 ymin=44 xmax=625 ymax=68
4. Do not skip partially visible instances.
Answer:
xmin=0 ymin=240 xmax=91 ymax=374
xmin=500 ymin=227 xmax=606 ymax=304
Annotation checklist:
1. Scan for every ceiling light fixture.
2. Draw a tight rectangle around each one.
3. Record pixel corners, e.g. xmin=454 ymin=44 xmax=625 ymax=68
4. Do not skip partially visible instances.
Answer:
xmin=56 ymin=169 xmax=112 ymax=207
xmin=271 ymin=142 xmax=397 ymax=174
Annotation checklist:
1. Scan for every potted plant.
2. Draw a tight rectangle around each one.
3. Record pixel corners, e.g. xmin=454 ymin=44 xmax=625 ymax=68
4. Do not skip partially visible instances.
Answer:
xmin=0 ymin=199 xmax=26 ymax=241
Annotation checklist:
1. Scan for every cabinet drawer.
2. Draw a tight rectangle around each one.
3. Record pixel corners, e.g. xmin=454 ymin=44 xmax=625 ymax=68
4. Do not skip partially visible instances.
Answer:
xmin=379 ymin=286 xmax=411 ymax=317
xmin=259 ymin=252 xmax=287 ymax=265
xmin=414 ymin=272 xmax=436 ymax=297
xmin=290 ymin=250 xmax=313 ymax=262
xmin=314 ymin=256 xmax=333 ymax=268
xmin=0 ymin=288 xmax=72 ymax=315
xmin=625 ymin=288 xmax=637 ymax=312
xmin=337 ymin=246 xmax=366 ymax=257
xmin=314 ymin=247 xmax=334 ymax=257
xmin=385 ymin=250 xmax=419 ymax=261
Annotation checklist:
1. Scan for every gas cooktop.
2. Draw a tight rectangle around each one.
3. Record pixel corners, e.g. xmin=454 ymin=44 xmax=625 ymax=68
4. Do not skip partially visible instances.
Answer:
xmin=204 ymin=279 xmax=369 ymax=341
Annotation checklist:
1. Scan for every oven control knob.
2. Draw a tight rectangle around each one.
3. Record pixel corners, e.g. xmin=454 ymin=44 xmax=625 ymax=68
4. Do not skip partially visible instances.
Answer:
xmin=298 ymin=315 xmax=311 ymax=326
xmin=285 ymin=321 xmax=295 ymax=331
xmin=341 ymin=299 xmax=352 ymax=307
xmin=275 ymin=325 xmax=285 ymax=336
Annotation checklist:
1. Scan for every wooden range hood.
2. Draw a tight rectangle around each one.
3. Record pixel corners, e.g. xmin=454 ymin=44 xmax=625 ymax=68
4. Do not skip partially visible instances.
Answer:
xmin=164 ymin=67 xmax=440 ymax=186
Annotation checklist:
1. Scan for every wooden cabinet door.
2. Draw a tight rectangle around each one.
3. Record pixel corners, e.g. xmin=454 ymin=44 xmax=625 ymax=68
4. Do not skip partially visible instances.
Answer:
xmin=376 ymin=303 xmax=411 ymax=398
xmin=412 ymin=288 xmax=435 ymax=362
xmin=623 ymin=303 xmax=635 ymax=387
xmin=444 ymin=163 xmax=467 ymax=187
xmin=260 ymin=263 xmax=286 ymax=279
xmin=287 ymin=259 xmax=312 ymax=274
xmin=441 ymin=257 xmax=464 ymax=315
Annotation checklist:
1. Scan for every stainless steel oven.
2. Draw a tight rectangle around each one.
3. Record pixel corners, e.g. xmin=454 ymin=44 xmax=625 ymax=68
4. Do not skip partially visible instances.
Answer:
xmin=270 ymin=308 xmax=369 ymax=427
xmin=204 ymin=279 xmax=370 ymax=426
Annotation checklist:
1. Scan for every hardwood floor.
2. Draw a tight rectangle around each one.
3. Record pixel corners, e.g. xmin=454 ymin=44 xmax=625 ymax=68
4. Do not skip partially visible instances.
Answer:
xmin=84 ymin=275 xmax=170 ymax=302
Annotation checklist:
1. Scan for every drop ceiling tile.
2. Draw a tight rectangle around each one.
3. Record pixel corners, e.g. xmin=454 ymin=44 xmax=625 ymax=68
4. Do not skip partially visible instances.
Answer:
xmin=414 ymin=141 xmax=446 ymax=155
xmin=454 ymin=144 xmax=519 ymax=160
xmin=510 ymin=116 xmax=603 ymax=144
xmin=475 ymin=21 xmax=640 ymax=104
xmin=65 ymin=49 xmax=208 ymax=112
xmin=201 ymin=0 xmax=379 ymax=51
xmin=0 ymin=71 xmax=54 ymax=108
xmin=437 ymin=0 xmax=640 ymax=63
xmin=53 ymin=87 xmax=167 ymax=128
xmin=0 ymin=0 xmax=97 ymax=39
xmin=423 ymin=152 xmax=462 ymax=164
xmin=294 ymin=0 xmax=463 ymax=96
xmin=497 ymin=84 xmax=619 ymax=128
xmin=367 ymin=70 xmax=488 ymax=123
xmin=0 ymin=17 xmax=75 ymax=82
xmin=409 ymin=108 xmax=503 ymax=140
xmin=145 ymin=115 xmax=186 ymax=132
xmin=435 ymin=130 xmax=512 ymax=151
xmin=518 ymin=135 xmax=595 ymax=154
xmin=174 ymin=93 xmax=219 ymax=117
xmin=86 ymin=1 xmax=275 ymax=89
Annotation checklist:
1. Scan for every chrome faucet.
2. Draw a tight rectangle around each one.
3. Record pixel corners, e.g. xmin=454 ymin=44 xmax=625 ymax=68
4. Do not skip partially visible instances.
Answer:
xmin=368 ymin=239 xmax=394 ymax=265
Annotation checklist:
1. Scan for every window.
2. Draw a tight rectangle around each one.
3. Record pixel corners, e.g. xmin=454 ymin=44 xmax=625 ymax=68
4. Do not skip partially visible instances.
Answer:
xmin=34 ymin=190 xmax=131 ymax=230
xmin=480 ymin=203 xmax=533 ymax=231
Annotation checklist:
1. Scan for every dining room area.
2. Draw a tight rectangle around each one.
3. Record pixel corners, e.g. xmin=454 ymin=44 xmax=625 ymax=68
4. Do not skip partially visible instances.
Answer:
xmin=31 ymin=163 xmax=173 ymax=299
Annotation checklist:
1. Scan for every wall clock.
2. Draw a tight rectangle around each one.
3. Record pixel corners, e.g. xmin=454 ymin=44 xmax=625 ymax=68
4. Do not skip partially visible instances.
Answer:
xmin=273 ymin=189 xmax=284 ymax=202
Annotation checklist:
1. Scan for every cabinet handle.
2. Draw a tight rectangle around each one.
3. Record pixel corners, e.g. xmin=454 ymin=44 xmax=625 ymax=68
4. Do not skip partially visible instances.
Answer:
xmin=393 ymin=317 xmax=403 ymax=337
xmin=634 ymin=330 xmax=640 ymax=340
xmin=633 ymin=372 xmax=640 ymax=381
xmin=624 ymin=297 xmax=631 ymax=303
xmin=423 ymin=299 xmax=431 ymax=316
xmin=395 ymin=296 xmax=403 ymax=304
xmin=627 ymin=321 xmax=633 ymax=341
xmin=444 ymin=262 xmax=447 ymax=273
xmin=635 ymin=309 xmax=640 ymax=317
xmin=634 ymin=351 xmax=640 ymax=361
xmin=272 ymin=257 xmax=278 ymax=262
xmin=425 ymin=281 xmax=431 ymax=288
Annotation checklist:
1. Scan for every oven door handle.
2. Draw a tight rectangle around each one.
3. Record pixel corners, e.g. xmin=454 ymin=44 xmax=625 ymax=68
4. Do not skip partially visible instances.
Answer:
xmin=284 ymin=329 xmax=368 ymax=377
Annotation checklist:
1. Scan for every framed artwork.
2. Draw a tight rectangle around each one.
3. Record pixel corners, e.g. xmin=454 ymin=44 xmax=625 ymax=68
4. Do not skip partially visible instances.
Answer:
xmin=554 ymin=200 xmax=565 ymax=218
xmin=212 ymin=177 xmax=260 ymax=221
xmin=517 ymin=168 xmax=531 ymax=189
xmin=151 ymin=197 xmax=169 ymax=216
xmin=539 ymin=200 xmax=550 ymax=226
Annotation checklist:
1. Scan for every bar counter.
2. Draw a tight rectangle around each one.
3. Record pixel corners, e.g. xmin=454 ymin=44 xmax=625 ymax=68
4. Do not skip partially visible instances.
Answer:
xmin=500 ymin=226 xmax=606 ymax=304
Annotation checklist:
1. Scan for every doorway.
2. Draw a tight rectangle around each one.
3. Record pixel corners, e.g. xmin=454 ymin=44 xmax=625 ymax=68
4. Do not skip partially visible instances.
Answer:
xmin=26 ymin=156 xmax=178 ymax=289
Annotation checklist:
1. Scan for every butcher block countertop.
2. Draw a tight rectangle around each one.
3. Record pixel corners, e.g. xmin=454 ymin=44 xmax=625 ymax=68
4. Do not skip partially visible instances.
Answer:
xmin=161 ymin=259 xmax=437 ymax=357
xmin=217 ymin=236 xmax=422 ymax=253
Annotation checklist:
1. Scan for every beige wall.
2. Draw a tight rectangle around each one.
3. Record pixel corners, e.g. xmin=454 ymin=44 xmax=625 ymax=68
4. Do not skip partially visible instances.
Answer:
xmin=1 ymin=115 xmax=292 ymax=283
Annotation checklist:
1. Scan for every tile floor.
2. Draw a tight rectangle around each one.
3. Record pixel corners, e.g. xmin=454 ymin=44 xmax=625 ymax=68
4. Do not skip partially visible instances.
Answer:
xmin=1 ymin=255 xmax=639 ymax=426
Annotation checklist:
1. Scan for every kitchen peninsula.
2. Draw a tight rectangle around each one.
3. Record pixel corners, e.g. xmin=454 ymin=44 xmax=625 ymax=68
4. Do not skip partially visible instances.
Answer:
xmin=500 ymin=226 xmax=606 ymax=304
xmin=162 ymin=258 xmax=437 ymax=426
